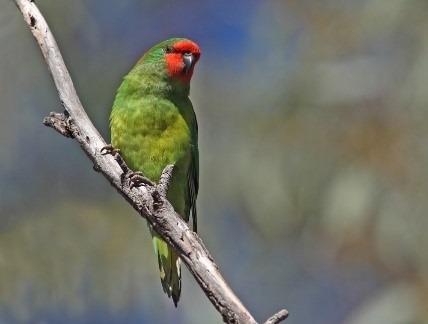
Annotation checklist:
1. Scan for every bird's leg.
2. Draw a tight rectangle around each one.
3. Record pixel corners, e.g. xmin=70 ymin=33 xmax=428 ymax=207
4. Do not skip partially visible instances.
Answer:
xmin=101 ymin=144 xmax=130 ymax=174
xmin=101 ymin=145 xmax=154 ymax=187
xmin=128 ymin=171 xmax=155 ymax=189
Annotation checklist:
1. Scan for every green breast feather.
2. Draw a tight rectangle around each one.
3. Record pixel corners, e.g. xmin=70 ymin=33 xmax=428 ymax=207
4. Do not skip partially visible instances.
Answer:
xmin=110 ymin=96 xmax=196 ymax=219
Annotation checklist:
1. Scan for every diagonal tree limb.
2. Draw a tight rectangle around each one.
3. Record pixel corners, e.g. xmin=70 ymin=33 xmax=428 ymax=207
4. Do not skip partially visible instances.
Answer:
xmin=14 ymin=1 xmax=288 ymax=323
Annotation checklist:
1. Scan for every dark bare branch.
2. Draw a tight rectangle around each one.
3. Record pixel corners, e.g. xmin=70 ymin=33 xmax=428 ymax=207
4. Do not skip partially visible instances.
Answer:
xmin=14 ymin=1 xmax=288 ymax=323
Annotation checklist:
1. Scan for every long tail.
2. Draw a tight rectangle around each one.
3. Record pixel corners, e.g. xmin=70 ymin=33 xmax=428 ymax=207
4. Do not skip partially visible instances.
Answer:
xmin=150 ymin=228 xmax=181 ymax=306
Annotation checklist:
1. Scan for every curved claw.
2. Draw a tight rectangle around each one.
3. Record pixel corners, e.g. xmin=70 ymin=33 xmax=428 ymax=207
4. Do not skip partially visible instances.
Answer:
xmin=128 ymin=171 xmax=154 ymax=189
xmin=101 ymin=144 xmax=120 ymax=156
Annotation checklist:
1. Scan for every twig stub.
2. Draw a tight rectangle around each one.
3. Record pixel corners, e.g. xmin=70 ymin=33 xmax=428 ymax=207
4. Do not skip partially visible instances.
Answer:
xmin=42 ymin=111 xmax=74 ymax=138
xmin=263 ymin=309 xmax=289 ymax=324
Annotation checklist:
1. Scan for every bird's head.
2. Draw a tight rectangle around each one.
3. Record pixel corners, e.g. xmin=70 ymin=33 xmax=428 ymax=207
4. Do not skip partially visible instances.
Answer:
xmin=163 ymin=39 xmax=201 ymax=83
xmin=139 ymin=38 xmax=201 ymax=84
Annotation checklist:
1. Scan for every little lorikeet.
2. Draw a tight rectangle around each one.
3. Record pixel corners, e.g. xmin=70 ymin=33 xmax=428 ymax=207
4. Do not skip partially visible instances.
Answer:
xmin=109 ymin=38 xmax=201 ymax=306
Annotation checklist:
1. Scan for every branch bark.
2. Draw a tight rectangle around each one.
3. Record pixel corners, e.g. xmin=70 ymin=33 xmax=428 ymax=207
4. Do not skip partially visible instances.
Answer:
xmin=14 ymin=1 xmax=288 ymax=323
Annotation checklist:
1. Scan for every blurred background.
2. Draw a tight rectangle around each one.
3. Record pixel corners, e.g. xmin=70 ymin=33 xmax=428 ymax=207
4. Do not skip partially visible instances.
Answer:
xmin=1 ymin=0 xmax=428 ymax=323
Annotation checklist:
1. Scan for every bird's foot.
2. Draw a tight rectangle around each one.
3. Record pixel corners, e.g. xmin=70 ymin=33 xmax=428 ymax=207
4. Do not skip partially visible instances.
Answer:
xmin=101 ymin=144 xmax=120 ymax=156
xmin=101 ymin=145 xmax=131 ymax=174
xmin=128 ymin=171 xmax=155 ymax=189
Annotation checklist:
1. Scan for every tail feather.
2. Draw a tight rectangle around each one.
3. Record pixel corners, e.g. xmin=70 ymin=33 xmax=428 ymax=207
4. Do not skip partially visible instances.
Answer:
xmin=150 ymin=228 xmax=181 ymax=306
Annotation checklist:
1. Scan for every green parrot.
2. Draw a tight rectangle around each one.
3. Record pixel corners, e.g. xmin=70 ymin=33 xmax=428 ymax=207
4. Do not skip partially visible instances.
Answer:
xmin=109 ymin=38 xmax=201 ymax=306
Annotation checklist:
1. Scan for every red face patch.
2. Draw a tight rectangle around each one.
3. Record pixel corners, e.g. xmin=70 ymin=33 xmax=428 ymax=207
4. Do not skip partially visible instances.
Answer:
xmin=165 ymin=40 xmax=201 ymax=83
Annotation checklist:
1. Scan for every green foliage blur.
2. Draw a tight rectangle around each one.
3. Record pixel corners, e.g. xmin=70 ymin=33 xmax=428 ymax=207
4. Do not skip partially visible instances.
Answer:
xmin=1 ymin=0 xmax=428 ymax=323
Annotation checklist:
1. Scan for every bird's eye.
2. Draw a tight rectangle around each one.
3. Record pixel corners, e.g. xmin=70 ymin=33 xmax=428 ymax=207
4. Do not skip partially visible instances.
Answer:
xmin=164 ymin=45 xmax=174 ymax=54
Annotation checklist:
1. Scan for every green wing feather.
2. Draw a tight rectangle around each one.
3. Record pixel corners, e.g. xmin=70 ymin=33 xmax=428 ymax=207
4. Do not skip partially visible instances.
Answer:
xmin=188 ymin=119 xmax=199 ymax=232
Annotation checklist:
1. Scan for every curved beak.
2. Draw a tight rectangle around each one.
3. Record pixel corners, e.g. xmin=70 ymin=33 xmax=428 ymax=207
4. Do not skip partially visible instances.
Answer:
xmin=183 ymin=53 xmax=194 ymax=74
